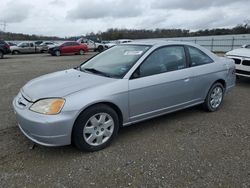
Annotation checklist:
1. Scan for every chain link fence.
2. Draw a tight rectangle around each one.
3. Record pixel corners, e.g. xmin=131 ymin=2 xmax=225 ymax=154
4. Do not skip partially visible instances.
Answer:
xmin=138 ymin=35 xmax=250 ymax=53
xmin=171 ymin=37 xmax=250 ymax=52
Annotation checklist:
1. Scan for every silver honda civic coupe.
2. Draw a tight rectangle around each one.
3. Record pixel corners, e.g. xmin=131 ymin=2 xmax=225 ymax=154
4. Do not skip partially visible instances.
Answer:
xmin=13 ymin=41 xmax=236 ymax=151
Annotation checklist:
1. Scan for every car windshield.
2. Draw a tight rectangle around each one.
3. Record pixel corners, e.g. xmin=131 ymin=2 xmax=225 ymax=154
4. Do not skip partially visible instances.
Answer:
xmin=17 ymin=42 xmax=29 ymax=47
xmin=80 ymin=45 xmax=151 ymax=78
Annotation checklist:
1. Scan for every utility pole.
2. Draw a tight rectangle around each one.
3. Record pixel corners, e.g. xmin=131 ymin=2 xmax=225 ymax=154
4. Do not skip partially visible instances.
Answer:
xmin=0 ymin=21 xmax=7 ymax=32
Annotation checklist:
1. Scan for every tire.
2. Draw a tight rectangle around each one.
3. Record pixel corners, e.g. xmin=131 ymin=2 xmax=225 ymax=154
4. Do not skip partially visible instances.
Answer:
xmin=79 ymin=49 xmax=85 ymax=55
xmin=73 ymin=104 xmax=119 ymax=152
xmin=0 ymin=51 xmax=3 ymax=59
xmin=203 ymin=82 xmax=224 ymax=112
xmin=12 ymin=50 xmax=19 ymax=55
xmin=55 ymin=50 xmax=61 ymax=56
xmin=97 ymin=46 xmax=104 ymax=52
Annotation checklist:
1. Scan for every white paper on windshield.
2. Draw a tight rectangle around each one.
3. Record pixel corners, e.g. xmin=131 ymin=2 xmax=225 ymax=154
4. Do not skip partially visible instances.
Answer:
xmin=124 ymin=51 xmax=143 ymax=56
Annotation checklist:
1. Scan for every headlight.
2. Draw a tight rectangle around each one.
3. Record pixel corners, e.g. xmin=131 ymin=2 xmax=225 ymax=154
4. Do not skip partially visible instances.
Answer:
xmin=30 ymin=98 xmax=65 ymax=115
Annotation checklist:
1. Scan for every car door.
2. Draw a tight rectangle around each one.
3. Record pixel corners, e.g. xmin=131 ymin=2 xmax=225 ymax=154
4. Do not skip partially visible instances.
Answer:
xmin=19 ymin=43 xmax=30 ymax=53
xmin=29 ymin=43 xmax=36 ymax=53
xmin=72 ymin=42 xmax=80 ymax=53
xmin=61 ymin=42 xmax=72 ymax=54
xmin=87 ymin=40 xmax=95 ymax=50
xmin=128 ymin=45 xmax=195 ymax=122
xmin=185 ymin=45 xmax=224 ymax=100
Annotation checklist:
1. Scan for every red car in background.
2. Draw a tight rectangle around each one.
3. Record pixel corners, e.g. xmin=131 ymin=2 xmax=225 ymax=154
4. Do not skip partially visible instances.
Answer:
xmin=48 ymin=41 xmax=88 ymax=56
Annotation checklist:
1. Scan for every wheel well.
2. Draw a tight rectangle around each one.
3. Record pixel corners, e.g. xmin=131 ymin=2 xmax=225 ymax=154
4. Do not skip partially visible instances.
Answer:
xmin=101 ymin=102 xmax=123 ymax=126
xmin=71 ymin=102 xmax=123 ymax=144
xmin=215 ymin=79 xmax=226 ymax=89
xmin=77 ymin=102 xmax=123 ymax=127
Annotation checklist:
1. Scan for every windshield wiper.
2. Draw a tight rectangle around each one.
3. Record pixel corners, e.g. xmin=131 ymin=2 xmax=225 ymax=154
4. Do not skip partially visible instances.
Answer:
xmin=82 ymin=68 xmax=112 ymax=78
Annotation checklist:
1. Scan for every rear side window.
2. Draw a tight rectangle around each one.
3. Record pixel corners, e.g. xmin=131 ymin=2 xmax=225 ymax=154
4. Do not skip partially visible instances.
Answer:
xmin=187 ymin=46 xmax=213 ymax=67
xmin=63 ymin=42 xmax=70 ymax=46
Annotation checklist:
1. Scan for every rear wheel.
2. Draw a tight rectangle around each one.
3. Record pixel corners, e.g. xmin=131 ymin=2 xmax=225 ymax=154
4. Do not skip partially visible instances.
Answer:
xmin=0 ymin=51 xmax=3 ymax=59
xmin=73 ymin=104 xmax=119 ymax=152
xmin=55 ymin=50 xmax=61 ymax=56
xmin=79 ymin=49 xmax=85 ymax=55
xmin=203 ymin=82 xmax=224 ymax=112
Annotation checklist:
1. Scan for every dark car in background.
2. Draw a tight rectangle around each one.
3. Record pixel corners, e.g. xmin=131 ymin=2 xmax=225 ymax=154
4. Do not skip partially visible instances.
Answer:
xmin=48 ymin=41 xmax=88 ymax=56
xmin=7 ymin=42 xmax=17 ymax=46
xmin=0 ymin=40 xmax=11 ymax=59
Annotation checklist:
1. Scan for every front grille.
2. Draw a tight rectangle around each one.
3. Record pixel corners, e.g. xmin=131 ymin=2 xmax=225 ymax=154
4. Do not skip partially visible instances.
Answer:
xmin=242 ymin=60 xmax=250 ymax=66
xmin=236 ymin=69 xmax=250 ymax=76
xmin=232 ymin=58 xmax=241 ymax=65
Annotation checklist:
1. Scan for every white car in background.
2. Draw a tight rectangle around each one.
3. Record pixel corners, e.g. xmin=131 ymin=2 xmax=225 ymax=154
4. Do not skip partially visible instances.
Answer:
xmin=39 ymin=41 xmax=58 ymax=53
xmin=77 ymin=38 xmax=106 ymax=52
xmin=226 ymin=47 xmax=250 ymax=78
xmin=242 ymin=44 xmax=250 ymax=49
xmin=105 ymin=39 xmax=133 ymax=49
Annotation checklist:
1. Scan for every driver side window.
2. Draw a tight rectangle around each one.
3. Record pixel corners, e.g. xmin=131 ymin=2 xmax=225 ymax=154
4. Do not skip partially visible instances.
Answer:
xmin=133 ymin=46 xmax=187 ymax=78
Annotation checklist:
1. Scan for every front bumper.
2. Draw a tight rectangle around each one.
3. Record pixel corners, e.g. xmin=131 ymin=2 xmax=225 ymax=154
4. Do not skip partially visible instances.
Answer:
xmin=236 ymin=66 xmax=250 ymax=78
xmin=12 ymin=92 xmax=77 ymax=147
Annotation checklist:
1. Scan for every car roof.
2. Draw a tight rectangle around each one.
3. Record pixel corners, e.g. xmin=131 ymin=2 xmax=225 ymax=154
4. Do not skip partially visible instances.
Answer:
xmin=128 ymin=39 xmax=199 ymax=46
xmin=127 ymin=39 xmax=219 ymax=60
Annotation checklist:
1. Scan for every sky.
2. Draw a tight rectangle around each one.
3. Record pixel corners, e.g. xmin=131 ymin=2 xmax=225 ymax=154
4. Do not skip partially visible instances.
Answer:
xmin=0 ymin=0 xmax=249 ymax=37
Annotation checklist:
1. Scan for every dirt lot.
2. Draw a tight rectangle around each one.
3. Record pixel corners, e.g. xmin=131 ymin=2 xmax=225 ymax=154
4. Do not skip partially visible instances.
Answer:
xmin=0 ymin=53 xmax=249 ymax=187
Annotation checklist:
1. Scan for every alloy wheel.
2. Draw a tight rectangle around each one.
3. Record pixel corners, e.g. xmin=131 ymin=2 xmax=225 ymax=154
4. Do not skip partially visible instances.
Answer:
xmin=210 ymin=86 xmax=223 ymax=109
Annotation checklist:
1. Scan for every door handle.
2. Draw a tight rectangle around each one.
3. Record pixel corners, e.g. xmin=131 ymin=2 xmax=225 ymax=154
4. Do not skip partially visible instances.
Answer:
xmin=184 ymin=78 xmax=190 ymax=82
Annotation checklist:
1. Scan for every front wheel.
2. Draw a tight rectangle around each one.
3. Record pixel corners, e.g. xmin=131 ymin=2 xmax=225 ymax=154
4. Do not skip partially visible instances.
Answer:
xmin=12 ymin=50 xmax=19 ymax=55
xmin=55 ymin=50 xmax=61 ymax=56
xmin=73 ymin=104 xmax=119 ymax=152
xmin=203 ymin=83 xmax=224 ymax=112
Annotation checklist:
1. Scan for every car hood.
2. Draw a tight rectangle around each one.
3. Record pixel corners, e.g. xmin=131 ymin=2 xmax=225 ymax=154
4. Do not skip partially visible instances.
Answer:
xmin=226 ymin=48 xmax=250 ymax=57
xmin=10 ymin=46 xmax=20 ymax=50
xmin=21 ymin=69 xmax=116 ymax=102
xmin=106 ymin=43 xmax=116 ymax=47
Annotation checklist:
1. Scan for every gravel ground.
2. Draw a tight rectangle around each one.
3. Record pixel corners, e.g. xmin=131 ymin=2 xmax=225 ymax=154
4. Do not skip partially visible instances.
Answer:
xmin=0 ymin=53 xmax=249 ymax=187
